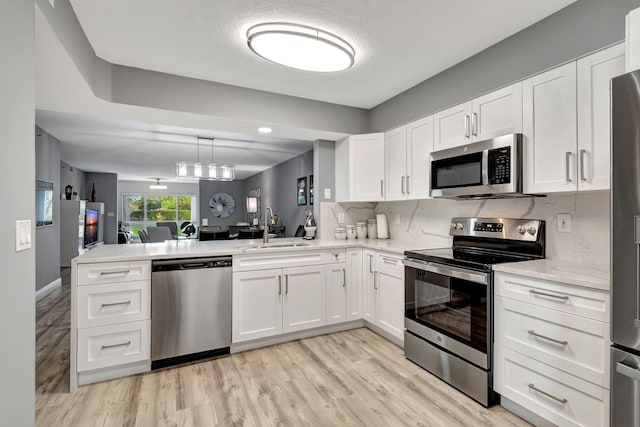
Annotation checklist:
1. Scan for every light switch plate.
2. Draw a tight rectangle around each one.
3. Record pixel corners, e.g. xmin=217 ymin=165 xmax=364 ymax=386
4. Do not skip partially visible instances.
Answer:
xmin=16 ymin=220 xmax=31 ymax=252
xmin=557 ymin=214 xmax=571 ymax=233
xmin=324 ymin=188 xmax=331 ymax=200
xmin=338 ymin=212 xmax=345 ymax=224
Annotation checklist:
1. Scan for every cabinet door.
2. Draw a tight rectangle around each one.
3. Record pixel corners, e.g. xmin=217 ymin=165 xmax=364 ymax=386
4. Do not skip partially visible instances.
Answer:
xmin=350 ymin=133 xmax=385 ymax=201
xmin=406 ymin=116 xmax=433 ymax=199
xmin=345 ymin=248 xmax=363 ymax=321
xmin=362 ymin=250 xmax=377 ymax=323
xmin=523 ymin=63 xmax=578 ymax=193
xmin=385 ymin=126 xmax=408 ymax=200
xmin=376 ymin=266 xmax=405 ymax=341
xmin=471 ymin=82 xmax=523 ymax=141
xmin=232 ymin=268 xmax=282 ymax=343
xmin=577 ymin=43 xmax=625 ymax=191
xmin=282 ymin=265 xmax=326 ymax=333
xmin=433 ymin=101 xmax=472 ymax=151
xmin=326 ymin=263 xmax=347 ymax=325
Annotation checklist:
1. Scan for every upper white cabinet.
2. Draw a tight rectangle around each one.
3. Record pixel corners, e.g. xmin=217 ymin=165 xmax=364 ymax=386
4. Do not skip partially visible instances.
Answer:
xmin=524 ymin=44 xmax=625 ymax=193
xmin=335 ymin=133 xmax=385 ymax=202
xmin=523 ymin=63 xmax=578 ymax=193
xmin=626 ymin=7 xmax=640 ymax=72
xmin=577 ymin=43 xmax=626 ymax=191
xmin=384 ymin=116 xmax=434 ymax=201
xmin=433 ymin=83 xmax=522 ymax=151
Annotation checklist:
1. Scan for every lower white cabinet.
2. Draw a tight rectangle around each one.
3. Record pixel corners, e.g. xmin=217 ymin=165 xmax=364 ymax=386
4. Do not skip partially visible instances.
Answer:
xmin=282 ymin=265 xmax=327 ymax=333
xmin=232 ymin=268 xmax=283 ymax=342
xmin=363 ymin=251 xmax=404 ymax=343
xmin=326 ymin=263 xmax=348 ymax=325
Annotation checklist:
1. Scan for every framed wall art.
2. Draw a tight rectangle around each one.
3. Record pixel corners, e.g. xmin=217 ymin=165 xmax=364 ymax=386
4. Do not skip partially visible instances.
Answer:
xmin=297 ymin=176 xmax=307 ymax=206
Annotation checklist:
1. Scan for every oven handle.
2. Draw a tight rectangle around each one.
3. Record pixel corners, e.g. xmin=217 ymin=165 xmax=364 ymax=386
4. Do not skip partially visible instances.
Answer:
xmin=403 ymin=258 xmax=488 ymax=285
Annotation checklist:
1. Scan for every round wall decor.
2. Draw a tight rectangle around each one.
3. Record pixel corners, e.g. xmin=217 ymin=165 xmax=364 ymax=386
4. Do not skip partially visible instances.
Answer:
xmin=208 ymin=192 xmax=236 ymax=218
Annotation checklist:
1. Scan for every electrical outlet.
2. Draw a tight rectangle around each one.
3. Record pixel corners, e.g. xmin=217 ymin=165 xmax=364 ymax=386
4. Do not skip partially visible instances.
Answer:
xmin=394 ymin=214 xmax=401 ymax=225
xmin=15 ymin=220 xmax=31 ymax=252
xmin=338 ymin=212 xmax=345 ymax=224
xmin=557 ymin=214 xmax=572 ymax=233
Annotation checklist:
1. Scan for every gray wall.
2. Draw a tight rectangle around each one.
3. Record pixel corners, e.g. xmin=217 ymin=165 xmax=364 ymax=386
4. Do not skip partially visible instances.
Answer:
xmin=85 ymin=172 xmax=118 ymax=244
xmin=60 ymin=160 xmax=86 ymax=199
xmin=243 ymin=150 xmax=314 ymax=237
xmin=199 ymin=180 xmax=248 ymax=228
xmin=36 ymin=127 xmax=61 ymax=292
xmin=0 ymin=0 xmax=35 ymax=424
xmin=370 ymin=0 xmax=640 ymax=132
xmin=313 ymin=140 xmax=335 ymax=234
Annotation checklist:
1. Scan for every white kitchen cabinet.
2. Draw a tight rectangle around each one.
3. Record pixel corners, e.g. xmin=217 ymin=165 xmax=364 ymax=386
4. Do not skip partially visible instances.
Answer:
xmin=335 ymin=133 xmax=385 ymax=202
xmin=345 ymin=248 xmax=363 ymax=321
xmin=385 ymin=116 xmax=434 ymax=201
xmin=523 ymin=63 xmax=578 ymax=193
xmin=282 ymin=265 xmax=327 ymax=333
xmin=433 ymin=83 xmax=522 ymax=152
xmin=375 ymin=254 xmax=405 ymax=341
xmin=326 ymin=263 xmax=347 ymax=325
xmin=626 ymin=7 xmax=640 ymax=72
xmin=232 ymin=268 xmax=283 ymax=342
xmin=577 ymin=43 xmax=626 ymax=191
xmin=362 ymin=249 xmax=377 ymax=323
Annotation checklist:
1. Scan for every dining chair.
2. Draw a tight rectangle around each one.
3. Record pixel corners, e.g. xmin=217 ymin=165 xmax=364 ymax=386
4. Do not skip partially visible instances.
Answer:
xmin=145 ymin=226 xmax=174 ymax=243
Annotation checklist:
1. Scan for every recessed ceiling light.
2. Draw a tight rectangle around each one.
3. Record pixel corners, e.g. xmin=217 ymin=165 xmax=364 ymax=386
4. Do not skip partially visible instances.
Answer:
xmin=258 ymin=127 xmax=272 ymax=134
xmin=247 ymin=23 xmax=355 ymax=72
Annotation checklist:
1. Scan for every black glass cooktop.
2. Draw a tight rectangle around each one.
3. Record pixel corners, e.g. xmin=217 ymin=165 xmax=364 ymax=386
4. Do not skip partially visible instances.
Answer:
xmin=404 ymin=246 xmax=540 ymax=271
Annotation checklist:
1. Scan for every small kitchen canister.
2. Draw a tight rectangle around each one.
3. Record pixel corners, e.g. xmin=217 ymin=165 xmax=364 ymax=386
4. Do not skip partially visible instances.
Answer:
xmin=334 ymin=227 xmax=347 ymax=240
xmin=345 ymin=224 xmax=356 ymax=240
xmin=355 ymin=222 xmax=367 ymax=239
xmin=367 ymin=218 xmax=377 ymax=239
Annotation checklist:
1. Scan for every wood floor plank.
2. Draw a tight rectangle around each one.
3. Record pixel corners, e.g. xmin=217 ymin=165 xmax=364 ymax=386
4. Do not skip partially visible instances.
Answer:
xmin=35 ymin=268 xmax=531 ymax=426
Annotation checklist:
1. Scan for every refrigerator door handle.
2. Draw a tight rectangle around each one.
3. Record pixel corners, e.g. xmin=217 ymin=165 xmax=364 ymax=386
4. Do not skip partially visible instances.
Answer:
xmin=634 ymin=216 xmax=640 ymax=328
xmin=617 ymin=361 xmax=640 ymax=382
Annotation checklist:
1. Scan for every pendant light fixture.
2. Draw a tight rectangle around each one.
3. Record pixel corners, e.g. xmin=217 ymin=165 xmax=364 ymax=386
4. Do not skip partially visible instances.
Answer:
xmin=176 ymin=136 xmax=235 ymax=181
xmin=149 ymin=178 xmax=167 ymax=190
xmin=247 ymin=23 xmax=355 ymax=72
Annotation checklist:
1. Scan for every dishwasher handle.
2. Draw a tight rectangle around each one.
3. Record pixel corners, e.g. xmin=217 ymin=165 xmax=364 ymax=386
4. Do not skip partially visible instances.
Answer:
xmin=152 ymin=256 xmax=232 ymax=272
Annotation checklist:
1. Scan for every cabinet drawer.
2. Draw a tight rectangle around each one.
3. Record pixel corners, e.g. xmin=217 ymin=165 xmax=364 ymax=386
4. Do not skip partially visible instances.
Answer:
xmin=495 ymin=345 xmax=608 ymax=427
xmin=78 ymin=261 xmax=151 ymax=286
xmin=376 ymin=253 xmax=404 ymax=276
xmin=234 ymin=249 xmax=345 ymax=271
xmin=78 ymin=281 xmax=150 ymax=329
xmin=77 ymin=320 xmax=150 ymax=372
xmin=495 ymin=296 xmax=609 ymax=387
xmin=495 ymin=272 xmax=609 ymax=322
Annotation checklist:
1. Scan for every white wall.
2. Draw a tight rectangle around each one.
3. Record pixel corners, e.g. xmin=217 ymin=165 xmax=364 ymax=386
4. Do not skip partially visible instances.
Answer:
xmin=0 ymin=0 xmax=35 ymax=424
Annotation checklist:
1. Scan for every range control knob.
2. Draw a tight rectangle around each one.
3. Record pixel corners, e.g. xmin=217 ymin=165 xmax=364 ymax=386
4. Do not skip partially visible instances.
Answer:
xmin=517 ymin=225 xmax=526 ymax=235
xmin=456 ymin=223 xmax=464 ymax=230
xmin=527 ymin=227 xmax=537 ymax=236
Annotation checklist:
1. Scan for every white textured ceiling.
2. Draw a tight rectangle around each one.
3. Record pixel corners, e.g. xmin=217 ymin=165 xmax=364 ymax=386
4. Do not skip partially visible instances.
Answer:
xmin=69 ymin=0 xmax=577 ymax=108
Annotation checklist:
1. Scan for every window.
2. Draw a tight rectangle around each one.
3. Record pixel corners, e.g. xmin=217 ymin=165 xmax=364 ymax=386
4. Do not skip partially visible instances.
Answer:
xmin=121 ymin=194 xmax=198 ymax=238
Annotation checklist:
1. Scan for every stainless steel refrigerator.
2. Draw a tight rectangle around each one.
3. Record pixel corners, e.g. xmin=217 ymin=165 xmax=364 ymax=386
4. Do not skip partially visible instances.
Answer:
xmin=611 ymin=69 xmax=640 ymax=427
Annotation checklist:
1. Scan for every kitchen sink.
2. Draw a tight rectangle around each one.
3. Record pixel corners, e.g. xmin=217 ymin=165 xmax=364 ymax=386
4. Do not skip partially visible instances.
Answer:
xmin=239 ymin=241 xmax=311 ymax=250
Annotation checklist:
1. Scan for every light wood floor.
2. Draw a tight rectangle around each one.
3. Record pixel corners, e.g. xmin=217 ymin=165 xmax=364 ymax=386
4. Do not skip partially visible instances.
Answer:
xmin=36 ymin=268 xmax=530 ymax=427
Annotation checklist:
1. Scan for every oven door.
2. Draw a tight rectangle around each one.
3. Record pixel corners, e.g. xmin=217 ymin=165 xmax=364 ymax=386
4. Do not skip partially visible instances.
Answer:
xmin=404 ymin=258 xmax=491 ymax=369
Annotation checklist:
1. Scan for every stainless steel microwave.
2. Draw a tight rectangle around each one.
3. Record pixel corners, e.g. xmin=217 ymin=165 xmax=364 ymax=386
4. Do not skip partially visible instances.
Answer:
xmin=430 ymin=134 xmax=523 ymax=199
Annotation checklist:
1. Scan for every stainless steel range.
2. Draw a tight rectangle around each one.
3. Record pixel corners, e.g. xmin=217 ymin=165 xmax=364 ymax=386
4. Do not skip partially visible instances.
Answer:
xmin=403 ymin=217 xmax=545 ymax=407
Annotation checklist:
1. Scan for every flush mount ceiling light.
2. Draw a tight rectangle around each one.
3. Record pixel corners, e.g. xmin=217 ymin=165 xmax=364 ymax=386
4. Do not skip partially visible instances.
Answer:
xmin=149 ymin=178 xmax=167 ymax=190
xmin=258 ymin=127 xmax=272 ymax=134
xmin=246 ymin=23 xmax=355 ymax=72
xmin=176 ymin=137 xmax=235 ymax=181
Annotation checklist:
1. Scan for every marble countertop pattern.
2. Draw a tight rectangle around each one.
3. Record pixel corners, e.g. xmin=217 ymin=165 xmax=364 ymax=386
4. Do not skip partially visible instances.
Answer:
xmin=493 ymin=258 xmax=610 ymax=290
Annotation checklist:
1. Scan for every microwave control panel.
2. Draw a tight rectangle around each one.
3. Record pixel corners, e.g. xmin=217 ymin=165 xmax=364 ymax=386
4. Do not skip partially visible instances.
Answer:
xmin=488 ymin=146 xmax=511 ymax=185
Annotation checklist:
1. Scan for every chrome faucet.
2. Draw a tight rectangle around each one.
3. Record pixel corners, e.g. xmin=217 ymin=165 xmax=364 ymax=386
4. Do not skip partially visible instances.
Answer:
xmin=263 ymin=207 xmax=274 ymax=243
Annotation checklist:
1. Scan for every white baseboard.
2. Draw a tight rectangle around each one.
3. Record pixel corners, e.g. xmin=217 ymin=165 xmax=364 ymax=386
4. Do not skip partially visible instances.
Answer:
xmin=35 ymin=277 xmax=61 ymax=301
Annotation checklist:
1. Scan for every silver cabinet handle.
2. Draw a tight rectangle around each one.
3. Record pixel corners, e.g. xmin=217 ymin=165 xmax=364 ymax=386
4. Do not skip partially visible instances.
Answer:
xmin=101 ymin=301 xmax=131 ymax=308
xmin=464 ymin=115 xmax=470 ymax=138
xmin=382 ymin=257 xmax=398 ymax=265
xmin=101 ymin=341 xmax=131 ymax=350
xmin=285 ymin=274 xmax=289 ymax=294
xmin=528 ymin=330 xmax=568 ymax=346
xmin=528 ymin=383 xmax=567 ymax=404
xmin=472 ymin=112 xmax=478 ymax=136
xmin=278 ymin=275 xmax=282 ymax=295
xmin=579 ymin=149 xmax=587 ymax=182
xmin=565 ymin=152 xmax=573 ymax=183
xmin=342 ymin=269 xmax=346 ymax=287
xmin=368 ymin=254 xmax=374 ymax=273
xmin=406 ymin=175 xmax=411 ymax=194
xmin=99 ymin=270 xmax=130 ymax=276
xmin=633 ymin=216 xmax=640 ymax=328
xmin=616 ymin=361 xmax=640 ymax=382
xmin=529 ymin=289 xmax=569 ymax=301
xmin=373 ymin=271 xmax=378 ymax=289
xmin=380 ymin=180 xmax=384 ymax=198
xmin=401 ymin=176 xmax=405 ymax=195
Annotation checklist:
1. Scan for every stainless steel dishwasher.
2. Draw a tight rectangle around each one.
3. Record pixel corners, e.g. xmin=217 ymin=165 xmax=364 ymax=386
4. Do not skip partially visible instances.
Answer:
xmin=151 ymin=256 xmax=232 ymax=369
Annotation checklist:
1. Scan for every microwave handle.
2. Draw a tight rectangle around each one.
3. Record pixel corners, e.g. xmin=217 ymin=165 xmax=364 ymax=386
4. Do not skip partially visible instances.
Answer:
xmin=482 ymin=149 xmax=489 ymax=185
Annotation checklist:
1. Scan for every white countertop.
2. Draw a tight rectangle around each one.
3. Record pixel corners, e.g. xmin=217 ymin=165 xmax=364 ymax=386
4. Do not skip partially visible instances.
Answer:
xmin=73 ymin=238 xmax=426 ymax=264
xmin=493 ymin=259 xmax=610 ymax=291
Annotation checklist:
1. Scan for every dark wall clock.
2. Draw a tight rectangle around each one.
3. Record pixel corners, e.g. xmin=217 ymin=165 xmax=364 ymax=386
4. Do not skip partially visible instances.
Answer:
xmin=208 ymin=192 xmax=236 ymax=218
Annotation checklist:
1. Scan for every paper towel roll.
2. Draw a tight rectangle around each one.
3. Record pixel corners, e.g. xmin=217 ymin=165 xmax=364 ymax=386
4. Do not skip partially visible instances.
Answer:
xmin=376 ymin=213 xmax=390 ymax=239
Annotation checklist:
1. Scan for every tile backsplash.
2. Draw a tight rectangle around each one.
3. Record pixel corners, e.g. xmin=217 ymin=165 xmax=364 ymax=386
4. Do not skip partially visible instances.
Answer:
xmin=320 ymin=191 xmax=610 ymax=271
